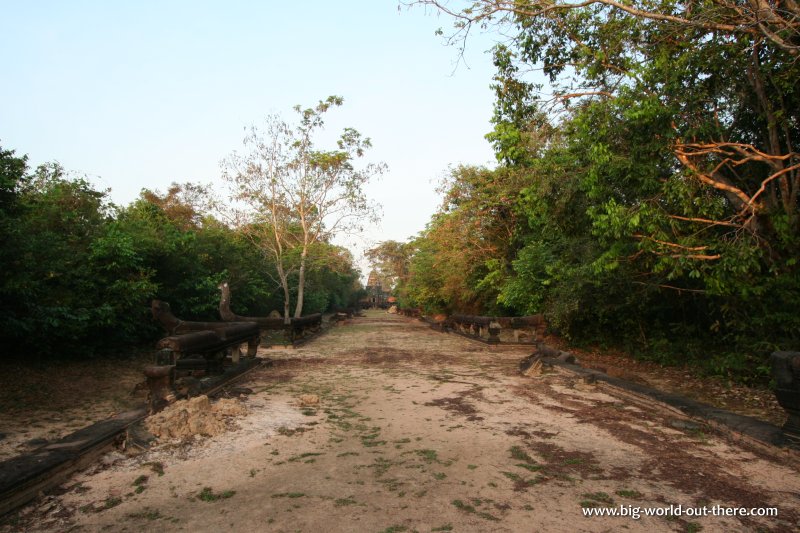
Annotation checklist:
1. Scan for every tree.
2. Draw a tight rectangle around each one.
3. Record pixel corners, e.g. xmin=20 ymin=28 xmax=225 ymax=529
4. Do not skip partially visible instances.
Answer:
xmin=0 ymin=159 xmax=161 ymax=356
xmin=413 ymin=0 xmax=799 ymax=264
xmin=365 ymin=240 xmax=414 ymax=291
xmin=409 ymin=1 xmax=800 ymax=56
xmin=0 ymin=142 xmax=302 ymax=360
xmin=399 ymin=0 xmax=799 ymax=380
xmin=0 ymin=146 xmax=31 ymax=352
xmin=301 ymin=242 xmax=362 ymax=313
xmin=116 ymin=184 xmax=284 ymax=321
xmin=223 ymin=96 xmax=385 ymax=320
xmin=139 ymin=182 xmax=213 ymax=231
xmin=398 ymin=165 xmax=531 ymax=314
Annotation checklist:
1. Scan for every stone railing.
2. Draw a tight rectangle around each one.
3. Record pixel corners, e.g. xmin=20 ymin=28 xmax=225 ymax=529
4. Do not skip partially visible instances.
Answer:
xmin=332 ymin=306 xmax=360 ymax=319
xmin=151 ymin=300 xmax=260 ymax=361
xmin=218 ymin=281 xmax=324 ymax=345
xmin=445 ymin=314 xmax=546 ymax=345
xmin=147 ymin=300 xmax=261 ymax=411
xmin=448 ymin=315 xmax=501 ymax=344
xmin=286 ymin=313 xmax=323 ymax=344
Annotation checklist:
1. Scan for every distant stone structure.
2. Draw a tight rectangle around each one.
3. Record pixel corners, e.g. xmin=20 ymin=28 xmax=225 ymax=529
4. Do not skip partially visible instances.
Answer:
xmin=364 ymin=269 xmax=391 ymax=309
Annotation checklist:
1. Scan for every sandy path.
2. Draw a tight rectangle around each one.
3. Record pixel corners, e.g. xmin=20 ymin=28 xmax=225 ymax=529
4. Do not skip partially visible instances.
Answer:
xmin=4 ymin=312 xmax=799 ymax=532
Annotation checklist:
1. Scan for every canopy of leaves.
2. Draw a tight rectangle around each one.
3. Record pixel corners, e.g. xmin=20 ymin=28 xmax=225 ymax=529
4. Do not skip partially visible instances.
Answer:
xmin=401 ymin=0 xmax=800 ymax=382
xmin=0 ymin=146 xmax=364 ymax=360
xmin=223 ymin=96 xmax=384 ymax=319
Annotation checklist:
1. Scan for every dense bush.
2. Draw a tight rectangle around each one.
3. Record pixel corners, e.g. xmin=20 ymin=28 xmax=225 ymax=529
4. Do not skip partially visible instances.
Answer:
xmin=0 ymin=145 xmax=362 ymax=360
xmin=382 ymin=1 xmax=799 ymax=383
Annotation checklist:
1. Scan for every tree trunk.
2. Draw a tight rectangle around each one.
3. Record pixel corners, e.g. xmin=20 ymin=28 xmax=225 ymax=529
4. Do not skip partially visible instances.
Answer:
xmin=282 ymin=285 xmax=291 ymax=325
xmin=276 ymin=262 xmax=291 ymax=325
xmin=293 ymin=247 xmax=308 ymax=318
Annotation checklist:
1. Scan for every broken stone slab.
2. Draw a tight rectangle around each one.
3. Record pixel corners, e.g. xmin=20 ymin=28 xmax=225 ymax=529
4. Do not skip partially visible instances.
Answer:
xmin=298 ymin=394 xmax=320 ymax=407
xmin=0 ymin=408 xmax=146 ymax=516
xmin=519 ymin=343 xmax=578 ymax=374
xmin=519 ymin=354 xmax=548 ymax=374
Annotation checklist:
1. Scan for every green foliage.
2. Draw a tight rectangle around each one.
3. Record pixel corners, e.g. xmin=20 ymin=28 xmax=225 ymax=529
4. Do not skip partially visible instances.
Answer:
xmin=222 ymin=96 xmax=384 ymax=319
xmin=0 ymin=145 xmax=363 ymax=361
xmin=197 ymin=487 xmax=236 ymax=502
xmin=0 ymin=160 xmax=153 ymax=355
xmin=403 ymin=0 xmax=800 ymax=383
xmin=294 ymin=242 xmax=361 ymax=313
xmin=365 ymin=240 xmax=414 ymax=293
xmin=402 ymin=165 xmax=529 ymax=314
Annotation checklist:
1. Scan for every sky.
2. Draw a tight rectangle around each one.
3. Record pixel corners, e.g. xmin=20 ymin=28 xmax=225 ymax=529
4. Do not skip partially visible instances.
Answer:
xmin=1 ymin=0 xmax=501 ymax=275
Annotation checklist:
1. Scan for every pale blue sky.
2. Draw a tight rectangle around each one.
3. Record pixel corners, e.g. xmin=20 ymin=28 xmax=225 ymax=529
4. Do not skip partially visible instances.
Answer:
xmin=1 ymin=0 xmax=501 ymax=268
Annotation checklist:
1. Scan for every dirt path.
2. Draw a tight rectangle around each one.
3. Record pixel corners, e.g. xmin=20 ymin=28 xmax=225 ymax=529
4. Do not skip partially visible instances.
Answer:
xmin=3 ymin=312 xmax=799 ymax=532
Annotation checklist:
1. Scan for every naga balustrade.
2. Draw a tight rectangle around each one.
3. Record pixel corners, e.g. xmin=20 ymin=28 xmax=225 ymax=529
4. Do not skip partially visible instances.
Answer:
xmin=446 ymin=314 xmax=546 ymax=345
xmin=218 ymin=281 xmax=323 ymax=345
xmin=147 ymin=299 xmax=261 ymax=411
xmin=151 ymin=300 xmax=260 ymax=364
xmin=494 ymin=315 xmax=546 ymax=343
xmin=449 ymin=315 xmax=501 ymax=344
xmin=286 ymin=313 xmax=323 ymax=344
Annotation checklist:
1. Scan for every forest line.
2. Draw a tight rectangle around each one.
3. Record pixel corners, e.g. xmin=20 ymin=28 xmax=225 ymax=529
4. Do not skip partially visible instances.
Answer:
xmin=371 ymin=0 xmax=800 ymax=383
xmin=0 ymin=97 xmax=385 ymax=359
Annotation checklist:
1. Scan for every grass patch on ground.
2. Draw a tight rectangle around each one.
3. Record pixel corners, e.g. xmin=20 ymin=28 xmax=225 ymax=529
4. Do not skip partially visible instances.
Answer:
xmin=371 ymin=457 xmax=394 ymax=477
xmin=361 ymin=434 xmax=387 ymax=447
xmin=102 ymin=497 xmax=122 ymax=510
xmin=510 ymin=446 xmax=534 ymax=463
xmin=271 ymin=492 xmax=306 ymax=499
xmin=127 ymin=508 xmax=163 ymax=520
xmin=515 ymin=463 xmax=542 ymax=472
xmin=144 ymin=462 xmax=164 ymax=476
xmin=580 ymin=492 xmax=614 ymax=508
xmin=416 ymin=449 xmax=439 ymax=462
xmin=197 ymin=487 xmax=236 ymax=502
xmin=451 ymin=499 xmax=500 ymax=522
xmin=501 ymin=471 xmax=545 ymax=489
xmin=288 ymin=452 xmax=324 ymax=462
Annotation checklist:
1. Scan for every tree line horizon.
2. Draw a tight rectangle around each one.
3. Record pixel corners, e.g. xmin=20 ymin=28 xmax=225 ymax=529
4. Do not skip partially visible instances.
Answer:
xmin=0 ymin=97 xmax=380 ymax=359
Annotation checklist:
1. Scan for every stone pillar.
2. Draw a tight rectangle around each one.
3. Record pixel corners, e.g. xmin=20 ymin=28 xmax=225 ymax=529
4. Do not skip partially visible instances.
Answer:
xmin=230 ymin=345 xmax=241 ymax=363
xmin=771 ymin=351 xmax=800 ymax=446
xmin=144 ymin=365 xmax=175 ymax=413
xmin=246 ymin=337 xmax=259 ymax=357
xmin=487 ymin=320 xmax=501 ymax=345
